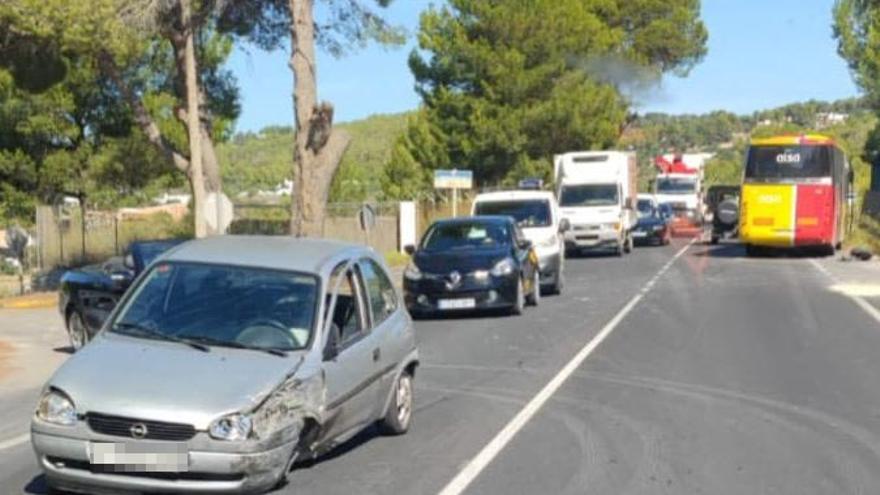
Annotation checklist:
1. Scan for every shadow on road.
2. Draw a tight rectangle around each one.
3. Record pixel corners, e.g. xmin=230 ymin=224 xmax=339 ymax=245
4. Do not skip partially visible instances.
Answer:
xmin=692 ymin=243 xmax=745 ymax=258
xmin=692 ymin=242 xmax=836 ymax=259
xmin=52 ymin=346 xmax=74 ymax=355
xmin=23 ymin=475 xmax=48 ymax=494
xmin=412 ymin=308 xmax=514 ymax=322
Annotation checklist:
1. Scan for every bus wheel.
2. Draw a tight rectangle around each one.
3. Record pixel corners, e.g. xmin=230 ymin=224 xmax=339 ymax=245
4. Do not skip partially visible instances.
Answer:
xmin=745 ymin=244 xmax=759 ymax=257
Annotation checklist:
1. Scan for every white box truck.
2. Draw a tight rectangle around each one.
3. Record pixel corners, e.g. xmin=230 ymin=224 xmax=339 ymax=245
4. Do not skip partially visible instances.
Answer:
xmin=653 ymin=153 xmax=714 ymax=222
xmin=554 ymin=151 xmax=638 ymax=256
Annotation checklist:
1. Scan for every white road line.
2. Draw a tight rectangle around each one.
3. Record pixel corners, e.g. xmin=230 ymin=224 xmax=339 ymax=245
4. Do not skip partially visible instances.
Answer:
xmin=438 ymin=240 xmax=695 ymax=495
xmin=810 ymin=259 xmax=880 ymax=325
xmin=0 ymin=433 xmax=30 ymax=451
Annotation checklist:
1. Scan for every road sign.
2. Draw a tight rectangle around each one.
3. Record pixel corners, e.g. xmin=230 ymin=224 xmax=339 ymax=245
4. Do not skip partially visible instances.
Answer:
xmin=434 ymin=169 xmax=473 ymax=218
xmin=433 ymin=169 xmax=473 ymax=190
xmin=204 ymin=192 xmax=234 ymax=234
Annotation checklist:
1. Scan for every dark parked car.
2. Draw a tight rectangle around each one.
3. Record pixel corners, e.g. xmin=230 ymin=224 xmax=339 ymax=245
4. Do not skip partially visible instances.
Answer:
xmin=633 ymin=196 xmax=671 ymax=246
xmin=403 ymin=216 xmax=541 ymax=317
xmin=59 ymin=239 xmax=184 ymax=350
xmin=705 ymin=185 xmax=740 ymax=244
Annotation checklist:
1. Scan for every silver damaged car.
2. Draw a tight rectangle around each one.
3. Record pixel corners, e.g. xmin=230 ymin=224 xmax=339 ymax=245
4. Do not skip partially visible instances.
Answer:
xmin=31 ymin=236 xmax=419 ymax=494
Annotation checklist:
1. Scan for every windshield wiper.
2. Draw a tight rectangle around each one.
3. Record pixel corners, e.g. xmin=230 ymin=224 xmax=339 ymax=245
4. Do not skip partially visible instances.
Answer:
xmin=112 ymin=322 xmax=210 ymax=352
xmin=180 ymin=335 xmax=289 ymax=357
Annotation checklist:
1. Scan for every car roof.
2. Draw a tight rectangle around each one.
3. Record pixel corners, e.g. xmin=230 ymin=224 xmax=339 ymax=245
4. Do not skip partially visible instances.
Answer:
xmin=161 ymin=236 xmax=370 ymax=274
xmin=474 ymin=190 xmax=556 ymax=202
xmin=430 ymin=215 xmax=513 ymax=226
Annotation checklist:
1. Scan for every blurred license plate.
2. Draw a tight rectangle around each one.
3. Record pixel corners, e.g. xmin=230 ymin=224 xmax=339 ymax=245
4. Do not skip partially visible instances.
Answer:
xmin=90 ymin=442 xmax=189 ymax=472
xmin=438 ymin=298 xmax=475 ymax=310
xmin=632 ymin=231 xmax=647 ymax=238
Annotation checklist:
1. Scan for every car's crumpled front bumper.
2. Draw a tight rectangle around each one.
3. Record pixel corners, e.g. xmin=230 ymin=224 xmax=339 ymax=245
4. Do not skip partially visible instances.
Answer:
xmin=32 ymin=419 xmax=296 ymax=494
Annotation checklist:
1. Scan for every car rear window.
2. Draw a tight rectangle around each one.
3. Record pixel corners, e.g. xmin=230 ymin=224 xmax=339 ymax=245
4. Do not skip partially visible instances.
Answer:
xmin=474 ymin=200 xmax=552 ymax=227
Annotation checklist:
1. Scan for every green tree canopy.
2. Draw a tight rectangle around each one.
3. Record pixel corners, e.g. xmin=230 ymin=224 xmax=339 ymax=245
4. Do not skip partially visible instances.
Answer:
xmin=384 ymin=0 xmax=707 ymax=197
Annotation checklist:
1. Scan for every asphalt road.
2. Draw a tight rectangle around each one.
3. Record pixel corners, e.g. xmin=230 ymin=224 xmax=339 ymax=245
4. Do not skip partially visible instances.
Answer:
xmin=2 ymin=239 xmax=880 ymax=494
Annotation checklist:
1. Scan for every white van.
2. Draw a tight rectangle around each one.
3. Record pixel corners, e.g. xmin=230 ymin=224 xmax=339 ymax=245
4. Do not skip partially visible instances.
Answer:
xmin=554 ymin=151 xmax=638 ymax=256
xmin=472 ymin=190 xmax=567 ymax=294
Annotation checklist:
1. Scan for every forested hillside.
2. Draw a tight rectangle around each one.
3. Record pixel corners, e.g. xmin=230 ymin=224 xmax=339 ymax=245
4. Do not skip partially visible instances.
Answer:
xmin=218 ymin=113 xmax=411 ymax=203
xmin=219 ymin=97 xmax=873 ymax=202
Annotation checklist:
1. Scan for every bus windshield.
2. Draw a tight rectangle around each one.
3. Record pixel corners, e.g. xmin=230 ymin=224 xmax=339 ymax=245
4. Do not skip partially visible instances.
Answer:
xmin=745 ymin=145 xmax=832 ymax=180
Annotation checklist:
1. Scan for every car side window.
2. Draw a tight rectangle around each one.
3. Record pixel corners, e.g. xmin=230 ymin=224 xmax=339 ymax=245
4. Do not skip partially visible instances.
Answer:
xmin=326 ymin=263 xmax=368 ymax=346
xmin=359 ymin=259 xmax=398 ymax=326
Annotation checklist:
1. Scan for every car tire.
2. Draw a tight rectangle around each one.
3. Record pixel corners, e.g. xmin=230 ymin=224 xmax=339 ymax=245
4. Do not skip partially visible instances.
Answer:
xmin=526 ymin=270 xmax=540 ymax=306
xmin=66 ymin=310 xmax=88 ymax=351
xmin=710 ymin=235 xmax=719 ymax=245
xmin=510 ymin=278 xmax=525 ymax=315
xmin=547 ymin=269 xmax=564 ymax=296
xmin=381 ymin=371 xmax=413 ymax=435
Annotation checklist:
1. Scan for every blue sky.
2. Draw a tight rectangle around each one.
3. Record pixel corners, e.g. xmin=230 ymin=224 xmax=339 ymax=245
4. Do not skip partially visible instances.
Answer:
xmin=227 ymin=0 xmax=861 ymax=133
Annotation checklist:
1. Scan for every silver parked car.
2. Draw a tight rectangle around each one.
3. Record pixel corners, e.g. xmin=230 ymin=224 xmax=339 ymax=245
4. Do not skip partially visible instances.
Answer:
xmin=31 ymin=236 xmax=419 ymax=494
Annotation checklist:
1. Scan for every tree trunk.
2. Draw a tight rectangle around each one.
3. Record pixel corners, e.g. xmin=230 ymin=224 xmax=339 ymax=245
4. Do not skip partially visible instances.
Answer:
xmin=182 ymin=0 xmax=207 ymax=238
xmin=288 ymin=0 xmax=351 ymax=237
xmin=201 ymin=124 xmax=222 ymax=194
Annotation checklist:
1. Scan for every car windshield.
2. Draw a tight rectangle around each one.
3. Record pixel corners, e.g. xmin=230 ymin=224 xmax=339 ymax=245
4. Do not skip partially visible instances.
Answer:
xmin=656 ymin=178 xmax=697 ymax=194
xmin=637 ymin=199 xmax=655 ymax=218
xmin=133 ymin=242 xmax=179 ymax=269
xmin=474 ymin=200 xmax=551 ymax=228
xmin=111 ymin=262 xmax=318 ymax=351
xmin=559 ymin=184 xmax=619 ymax=207
xmin=745 ymin=145 xmax=832 ymax=180
xmin=421 ymin=222 xmax=510 ymax=250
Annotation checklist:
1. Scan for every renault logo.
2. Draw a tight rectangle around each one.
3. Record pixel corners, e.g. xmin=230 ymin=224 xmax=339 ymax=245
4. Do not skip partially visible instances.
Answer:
xmin=445 ymin=271 xmax=462 ymax=289
xmin=130 ymin=423 xmax=149 ymax=439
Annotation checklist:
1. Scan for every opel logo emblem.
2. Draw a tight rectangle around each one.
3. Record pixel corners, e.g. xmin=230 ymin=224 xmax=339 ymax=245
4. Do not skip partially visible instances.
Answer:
xmin=446 ymin=271 xmax=462 ymax=289
xmin=130 ymin=423 xmax=149 ymax=439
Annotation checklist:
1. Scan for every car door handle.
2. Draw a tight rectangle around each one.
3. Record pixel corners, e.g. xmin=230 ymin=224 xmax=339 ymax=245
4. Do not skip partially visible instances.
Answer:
xmin=372 ymin=348 xmax=381 ymax=362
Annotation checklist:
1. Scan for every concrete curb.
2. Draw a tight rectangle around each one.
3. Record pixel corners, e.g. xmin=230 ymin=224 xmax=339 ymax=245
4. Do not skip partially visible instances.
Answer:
xmin=0 ymin=293 xmax=58 ymax=310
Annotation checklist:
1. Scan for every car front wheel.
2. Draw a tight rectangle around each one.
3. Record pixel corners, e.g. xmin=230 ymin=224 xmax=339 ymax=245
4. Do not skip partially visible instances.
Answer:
xmin=67 ymin=310 xmax=88 ymax=351
xmin=510 ymin=277 xmax=525 ymax=315
xmin=381 ymin=371 xmax=413 ymax=435
xmin=526 ymin=269 xmax=540 ymax=306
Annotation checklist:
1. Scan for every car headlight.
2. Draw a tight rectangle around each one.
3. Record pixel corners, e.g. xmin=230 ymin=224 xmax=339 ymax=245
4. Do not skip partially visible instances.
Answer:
xmin=209 ymin=413 xmax=253 ymax=441
xmin=490 ymin=258 xmax=515 ymax=277
xmin=403 ymin=262 xmax=422 ymax=281
xmin=37 ymin=389 xmax=77 ymax=426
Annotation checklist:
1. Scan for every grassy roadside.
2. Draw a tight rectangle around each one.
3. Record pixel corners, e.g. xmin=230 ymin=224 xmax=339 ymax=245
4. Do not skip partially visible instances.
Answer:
xmin=849 ymin=215 xmax=880 ymax=253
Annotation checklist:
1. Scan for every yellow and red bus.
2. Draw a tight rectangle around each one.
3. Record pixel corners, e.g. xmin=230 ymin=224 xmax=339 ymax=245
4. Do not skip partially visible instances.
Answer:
xmin=740 ymin=134 xmax=852 ymax=255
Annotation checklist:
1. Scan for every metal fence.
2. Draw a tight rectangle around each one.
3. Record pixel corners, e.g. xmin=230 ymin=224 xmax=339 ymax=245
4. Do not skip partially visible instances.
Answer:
xmin=33 ymin=205 xmax=188 ymax=271
xmin=230 ymin=202 xmax=401 ymax=255
xmin=22 ymin=196 xmax=471 ymax=276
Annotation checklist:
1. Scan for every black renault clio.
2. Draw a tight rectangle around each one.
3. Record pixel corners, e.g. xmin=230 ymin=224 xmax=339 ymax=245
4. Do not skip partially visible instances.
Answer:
xmin=403 ymin=216 xmax=541 ymax=317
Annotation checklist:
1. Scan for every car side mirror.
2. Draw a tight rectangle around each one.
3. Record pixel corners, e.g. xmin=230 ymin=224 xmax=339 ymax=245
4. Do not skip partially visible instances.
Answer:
xmin=518 ymin=239 xmax=533 ymax=250
xmin=110 ymin=271 xmax=132 ymax=287
xmin=404 ymin=244 xmax=416 ymax=256
xmin=558 ymin=218 xmax=571 ymax=233
xmin=123 ymin=254 xmax=135 ymax=270
xmin=323 ymin=324 xmax=340 ymax=361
